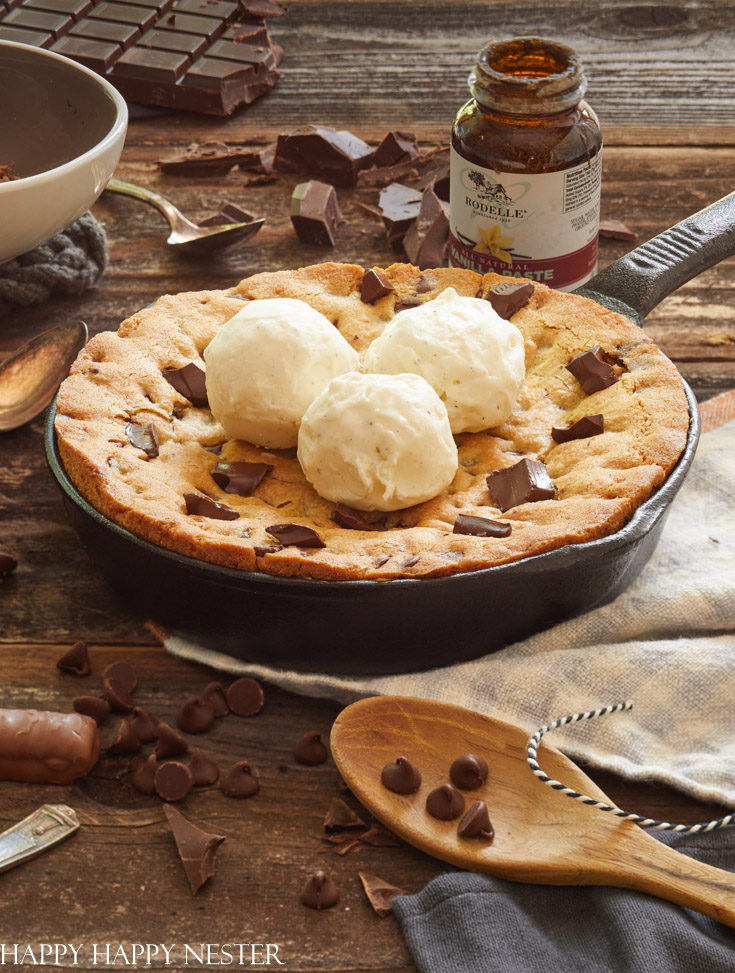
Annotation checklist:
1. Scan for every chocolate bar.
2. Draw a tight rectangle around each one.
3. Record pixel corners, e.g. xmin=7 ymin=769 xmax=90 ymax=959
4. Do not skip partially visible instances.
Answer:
xmin=0 ymin=0 xmax=284 ymax=115
xmin=0 ymin=709 xmax=99 ymax=784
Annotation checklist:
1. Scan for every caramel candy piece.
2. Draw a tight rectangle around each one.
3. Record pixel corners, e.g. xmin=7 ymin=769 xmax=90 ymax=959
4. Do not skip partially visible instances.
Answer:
xmin=0 ymin=709 xmax=99 ymax=784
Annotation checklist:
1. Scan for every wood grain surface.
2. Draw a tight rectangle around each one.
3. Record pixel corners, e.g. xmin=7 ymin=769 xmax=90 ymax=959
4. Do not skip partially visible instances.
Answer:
xmin=1 ymin=1 xmax=734 ymax=968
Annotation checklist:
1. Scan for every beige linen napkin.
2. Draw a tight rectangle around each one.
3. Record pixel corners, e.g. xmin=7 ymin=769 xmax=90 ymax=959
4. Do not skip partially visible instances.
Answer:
xmin=163 ymin=391 xmax=735 ymax=808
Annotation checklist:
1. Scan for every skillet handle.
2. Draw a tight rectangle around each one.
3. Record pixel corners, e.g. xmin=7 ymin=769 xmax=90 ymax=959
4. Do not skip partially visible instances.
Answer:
xmin=578 ymin=190 xmax=735 ymax=322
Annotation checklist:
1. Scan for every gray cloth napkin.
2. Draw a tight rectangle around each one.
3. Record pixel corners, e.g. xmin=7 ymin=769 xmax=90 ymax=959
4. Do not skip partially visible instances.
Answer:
xmin=392 ymin=827 xmax=735 ymax=973
xmin=165 ymin=416 xmax=735 ymax=808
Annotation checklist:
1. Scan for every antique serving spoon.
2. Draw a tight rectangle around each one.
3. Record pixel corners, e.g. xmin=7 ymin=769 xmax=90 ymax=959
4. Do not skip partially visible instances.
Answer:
xmin=0 ymin=321 xmax=87 ymax=432
xmin=331 ymin=696 xmax=735 ymax=927
xmin=105 ymin=179 xmax=265 ymax=253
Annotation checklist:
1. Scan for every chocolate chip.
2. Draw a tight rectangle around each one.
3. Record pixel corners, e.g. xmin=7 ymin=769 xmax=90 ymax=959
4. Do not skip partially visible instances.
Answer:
xmin=163 ymin=804 xmax=226 ymax=895
xmin=190 ymin=748 xmax=220 ymax=787
xmin=130 ymin=705 xmax=159 ymax=743
xmin=0 ymin=552 xmax=18 ymax=580
xmin=324 ymin=798 xmax=367 ymax=833
xmin=425 ymin=783 xmax=465 ymax=821
xmin=483 ymin=280 xmax=534 ymax=319
xmin=103 ymin=660 xmax=138 ymax=693
xmin=457 ymin=801 xmax=495 ymax=839
xmin=107 ymin=720 xmax=141 ymax=755
xmin=359 ymin=872 xmax=408 ymax=918
xmin=566 ymin=346 xmax=618 ymax=395
xmin=290 ymin=180 xmax=342 ymax=246
xmin=201 ymin=681 xmax=229 ymax=718
xmin=360 ymin=268 xmax=395 ymax=304
xmin=381 ymin=756 xmax=421 ymax=795
xmin=254 ymin=544 xmax=282 ymax=556
xmin=155 ymin=722 xmax=189 ymax=759
xmin=415 ymin=273 xmax=435 ymax=294
xmin=403 ymin=184 xmax=449 ymax=270
xmin=57 ymin=641 xmax=92 ymax=677
xmin=162 ymin=362 xmax=208 ymax=408
xmin=177 ymin=697 xmax=216 ymax=734
xmin=487 ymin=458 xmax=555 ymax=512
xmin=226 ymin=677 xmax=264 ymax=717
xmin=266 ymin=524 xmax=325 ymax=548
xmin=551 ymin=414 xmax=605 ymax=443
xmin=211 ymin=460 xmax=273 ymax=496
xmin=125 ymin=422 xmax=159 ymax=459
xmin=293 ymin=731 xmax=329 ymax=766
xmin=184 ymin=493 xmax=239 ymax=520
xmin=132 ymin=754 xmax=159 ymax=795
xmin=373 ymin=130 xmax=418 ymax=168
xmin=331 ymin=503 xmax=385 ymax=531
xmin=104 ymin=677 xmax=134 ymax=713
xmin=220 ymin=760 xmax=260 ymax=798
xmin=453 ymin=514 xmax=511 ymax=538
xmin=393 ymin=298 xmax=422 ymax=314
xmin=404 ymin=555 xmax=419 ymax=568
xmin=155 ymin=761 xmax=193 ymax=802
xmin=300 ymin=870 xmax=340 ymax=910
xmin=449 ymin=754 xmax=488 ymax=790
xmin=73 ymin=695 xmax=110 ymax=725
xmin=202 ymin=441 xmax=225 ymax=454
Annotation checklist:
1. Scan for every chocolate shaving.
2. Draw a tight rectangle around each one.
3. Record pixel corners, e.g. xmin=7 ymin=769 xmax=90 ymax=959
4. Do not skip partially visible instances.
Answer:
xmin=57 ymin=641 xmax=92 ymax=677
xmin=211 ymin=461 xmax=273 ymax=496
xmin=359 ymin=872 xmax=408 ymax=918
xmin=0 ymin=552 xmax=17 ymax=580
xmin=125 ymin=422 xmax=159 ymax=459
xmin=162 ymin=362 xmax=208 ymax=408
xmin=566 ymin=346 xmax=619 ymax=395
xmin=324 ymin=798 xmax=367 ymax=833
xmin=403 ymin=184 xmax=449 ymax=269
xmin=483 ymin=281 xmax=534 ymax=319
xmin=360 ymin=268 xmax=395 ymax=304
xmin=163 ymin=803 xmax=226 ymax=895
xmin=266 ymin=524 xmax=325 ymax=548
xmin=599 ymin=219 xmax=638 ymax=242
xmin=487 ymin=458 xmax=555 ymax=512
xmin=184 ymin=493 xmax=239 ymax=521
xmin=453 ymin=514 xmax=511 ymax=538
xmin=551 ymin=414 xmax=605 ymax=443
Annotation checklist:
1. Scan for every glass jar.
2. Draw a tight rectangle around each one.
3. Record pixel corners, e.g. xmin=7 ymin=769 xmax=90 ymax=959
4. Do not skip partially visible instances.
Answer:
xmin=449 ymin=37 xmax=602 ymax=291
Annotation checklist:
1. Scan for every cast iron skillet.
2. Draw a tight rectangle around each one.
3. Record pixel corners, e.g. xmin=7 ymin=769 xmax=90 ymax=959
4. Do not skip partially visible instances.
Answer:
xmin=46 ymin=192 xmax=735 ymax=675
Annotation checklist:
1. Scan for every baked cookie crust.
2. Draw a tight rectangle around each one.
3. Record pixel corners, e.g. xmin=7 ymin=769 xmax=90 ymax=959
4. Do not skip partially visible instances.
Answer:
xmin=55 ymin=262 xmax=689 ymax=581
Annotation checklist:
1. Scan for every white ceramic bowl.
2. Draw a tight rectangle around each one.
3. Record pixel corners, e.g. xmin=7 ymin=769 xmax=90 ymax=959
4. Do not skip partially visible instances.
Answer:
xmin=0 ymin=41 xmax=128 ymax=264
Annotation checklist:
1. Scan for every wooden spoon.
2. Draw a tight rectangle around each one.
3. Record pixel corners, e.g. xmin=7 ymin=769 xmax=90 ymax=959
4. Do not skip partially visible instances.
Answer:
xmin=331 ymin=696 xmax=735 ymax=927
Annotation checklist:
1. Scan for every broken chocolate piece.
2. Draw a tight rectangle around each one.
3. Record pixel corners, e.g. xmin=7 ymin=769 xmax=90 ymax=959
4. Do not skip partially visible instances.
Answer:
xmin=300 ymin=870 xmax=340 ymax=910
xmin=190 ymin=748 xmax=220 ymax=786
xmin=425 ymin=783 xmax=465 ymax=821
xmin=73 ymin=695 xmax=110 ymax=725
xmin=275 ymin=125 xmax=373 ymax=187
xmin=103 ymin=660 xmax=138 ymax=693
xmin=163 ymin=803 xmax=226 ymax=895
xmin=403 ymin=184 xmax=449 ymax=269
xmin=156 ymin=722 xmax=189 ymax=759
xmin=457 ymin=801 xmax=494 ymax=839
xmin=0 ymin=553 xmax=17 ymax=580
xmin=199 ymin=202 xmax=256 ymax=227
xmin=551 ymin=414 xmax=605 ymax=443
xmin=239 ymin=0 xmax=287 ymax=17
xmin=290 ymin=180 xmax=341 ymax=246
xmin=453 ymin=514 xmax=511 ymax=539
xmin=378 ymin=182 xmax=422 ymax=251
xmin=220 ymin=760 xmax=260 ymax=798
xmin=177 ymin=697 xmax=216 ymax=734
xmin=125 ymin=421 xmax=159 ymax=459
xmin=266 ymin=524 xmax=325 ymax=548
xmin=324 ymin=798 xmax=367 ymax=833
xmin=393 ymin=298 xmax=422 ymax=314
xmin=484 ymin=280 xmax=534 ymax=319
xmin=162 ymin=362 xmax=208 ymax=408
xmin=254 ymin=544 xmax=282 ymax=557
xmin=487 ymin=458 xmax=555 ymax=512
xmin=293 ymin=731 xmax=328 ymax=766
xmin=360 ymin=145 xmax=450 ymax=188
xmin=158 ymin=141 xmax=258 ymax=177
xmin=108 ymin=720 xmax=141 ymax=755
xmin=226 ymin=677 xmax=264 ymax=717
xmin=201 ymin=681 xmax=229 ymax=718
xmin=331 ymin=503 xmax=384 ymax=531
xmin=372 ymin=130 xmax=418 ymax=168
xmin=184 ymin=493 xmax=239 ymax=520
xmin=449 ymin=754 xmax=488 ymax=790
xmin=132 ymin=754 xmax=159 ymax=795
xmin=211 ymin=460 xmax=273 ymax=497
xmin=381 ymin=755 xmax=421 ymax=795
xmin=566 ymin=346 xmax=618 ymax=395
xmin=360 ymin=268 xmax=395 ymax=304
xmin=104 ymin=677 xmax=134 ymax=713
xmin=599 ymin=219 xmax=638 ymax=242
xmin=130 ymin=706 xmax=159 ymax=743
xmin=359 ymin=872 xmax=408 ymax=918
xmin=155 ymin=760 xmax=193 ymax=802
xmin=57 ymin=641 xmax=92 ymax=677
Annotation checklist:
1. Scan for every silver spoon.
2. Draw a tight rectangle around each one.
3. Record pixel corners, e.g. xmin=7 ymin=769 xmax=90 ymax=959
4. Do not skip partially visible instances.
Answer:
xmin=0 ymin=322 xmax=87 ymax=432
xmin=105 ymin=178 xmax=265 ymax=253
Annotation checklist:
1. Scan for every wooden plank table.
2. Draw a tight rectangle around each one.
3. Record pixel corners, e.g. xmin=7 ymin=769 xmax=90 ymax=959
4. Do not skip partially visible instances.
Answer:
xmin=1 ymin=2 xmax=734 ymax=969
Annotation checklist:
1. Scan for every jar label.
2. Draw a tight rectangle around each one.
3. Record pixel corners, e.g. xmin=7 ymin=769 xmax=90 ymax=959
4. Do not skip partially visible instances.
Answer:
xmin=448 ymin=147 xmax=602 ymax=290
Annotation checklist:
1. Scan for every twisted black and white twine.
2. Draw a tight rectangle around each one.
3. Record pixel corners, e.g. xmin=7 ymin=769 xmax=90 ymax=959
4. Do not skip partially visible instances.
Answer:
xmin=526 ymin=701 xmax=734 ymax=833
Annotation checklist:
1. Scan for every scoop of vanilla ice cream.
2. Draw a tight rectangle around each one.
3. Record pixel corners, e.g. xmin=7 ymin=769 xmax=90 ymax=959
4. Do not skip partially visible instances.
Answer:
xmin=297 ymin=372 xmax=458 ymax=511
xmin=204 ymin=298 xmax=360 ymax=448
xmin=363 ymin=286 xmax=525 ymax=434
